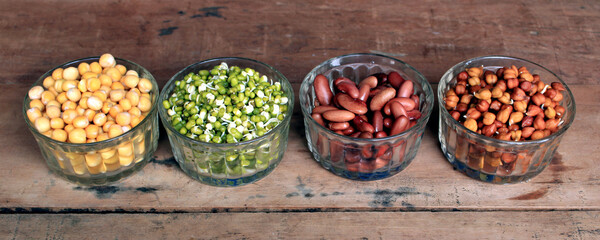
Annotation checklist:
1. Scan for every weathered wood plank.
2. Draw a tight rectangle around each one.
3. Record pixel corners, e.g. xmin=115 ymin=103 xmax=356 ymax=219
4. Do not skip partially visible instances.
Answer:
xmin=0 ymin=0 xmax=598 ymax=86
xmin=2 ymin=84 xmax=599 ymax=212
xmin=1 ymin=212 xmax=599 ymax=239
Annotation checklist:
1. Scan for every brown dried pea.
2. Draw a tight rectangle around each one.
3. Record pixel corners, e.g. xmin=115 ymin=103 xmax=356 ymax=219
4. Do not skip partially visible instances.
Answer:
xmin=497 ymin=107 xmax=512 ymax=124
xmin=444 ymin=95 xmax=459 ymax=109
xmin=485 ymin=74 xmax=497 ymax=85
xmin=476 ymin=100 xmax=490 ymax=112
xmin=467 ymin=67 xmax=482 ymax=78
xmin=468 ymin=76 xmax=481 ymax=86
xmin=508 ymin=112 xmax=524 ymax=126
xmin=545 ymin=118 xmax=560 ymax=131
xmin=464 ymin=118 xmax=478 ymax=132
xmin=498 ymin=92 xmax=511 ymax=104
xmin=513 ymin=100 xmax=527 ymax=113
xmin=531 ymin=130 xmax=545 ymax=140
xmin=520 ymin=72 xmax=533 ymax=82
xmin=474 ymin=88 xmax=491 ymax=100
xmin=460 ymin=94 xmax=473 ymax=104
xmin=503 ymin=69 xmax=517 ymax=79
xmin=466 ymin=108 xmax=481 ymax=120
xmin=506 ymin=78 xmax=519 ymax=89
xmin=522 ymin=127 xmax=535 ymax=138
xmin=511 ymin=130 xmax=522 ymax=141
xmin=511 ymin=88 xmax=526 ymax=101
xmin=545 ymin=106 xmax=556 ymax=119
xmin=454 ymin=84 xmax=466 ymax=95
xmin=491 ymin=86 xmax=503 ymax=98
xmin=482 ymin=112 xmax=496 ymax=126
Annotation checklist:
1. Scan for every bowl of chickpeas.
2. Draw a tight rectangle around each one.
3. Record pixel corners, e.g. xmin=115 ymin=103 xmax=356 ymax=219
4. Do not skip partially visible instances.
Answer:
xmin=438 ymin=56 xmax=575 ymax=183
xmin=23 ymin=53 xmax=160 ymax=185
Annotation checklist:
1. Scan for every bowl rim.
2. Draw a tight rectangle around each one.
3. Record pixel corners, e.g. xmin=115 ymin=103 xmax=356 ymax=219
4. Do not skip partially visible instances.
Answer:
xmin=157 ymin=56 xmax=295 ymax=147
xmin=22 ymin=56 xmax=160 ymax=147
xmin=437 ymin=55 xmax=577 ymax=145
xmin=299 ymin=52 xmax=435 ymax=142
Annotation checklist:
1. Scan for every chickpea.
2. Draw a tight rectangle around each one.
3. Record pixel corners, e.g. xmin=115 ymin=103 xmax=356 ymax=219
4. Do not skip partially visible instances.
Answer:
xmin=138 ymin=96 xmax=152 ymax=112
xmin=111 ymin=81 xmax=125 ymax=90
xmin=110 ymin=89 xmax=126 ymax=102
xmin=138 ymin=78 xmax=153 ymax=93
xmin=40 ymin=91 xmax=56 ymax=105
xmin=109 ymin=105 xmax=123 ymax=119
xmin=128 ymin=107 xmax=141 ymax=116
xmin=130 ymin=115 xmax=142 ymax=127
xmin=68 ymin=128 xmax=87 ymax=143
xmin=43 ymin=76 xmax=55 ymax=89
xmin=101 ymin=101 xmax=112 ymax=114
xmin=108 ymin=124 xmax=124 ymax=138
xmin=26 ymin=108 xmax=42 ymax=122
xmin=66 ymin=88 xmax=82 ymax=102
xmin=93 ymin=112 xmax=107 ymax=126
xmin=61 ymin=100 xmax=77 ymax=111
xmin=64 ymin=124 xmax=74 ymax=133
xmin=87 ymin=77 xmax=101 ymax=92
xmin=35 ymin=117 xmax=51 ymax=133
xmin=62 ymin=67 xmax=79 ymax=81
xmin=90 ymin=62 xmax=103 ymax=73
xmin=30 ymin=99 xmax=45 ymax=111
xmin=99 ymin=74 xmax=112 ymax=87
xmin=81 ymin=72 xmax=99 ymax=80
xmin=99 ymin=53 xmax=116 ymax=68
xmin=79 ymin=97 xmax=89 ymax=109
xmin=119 ymin=98 xmax=132 ymax=111
xmin=121 ymin=75 xmax=139 ymax=89
xmin=46 ymin=100 xmax=61 ymax=109
xmin=77 ymin=78 xmax=87 ymax=92
xmin=115 ymin=64 xmax=127 ymax=75
xmin=56 ymin=92 xmax=68 ymax=104
xmin=51 ymin=129 xmax=68 ymax=142
xmin=103 ymin=120 xmax=115 ymax=132
xmin=41 ymin=130 xmax=53 ymax=138
xmin=28 ymin=86 xmax=44 ymax=99
xmin=78 ymin=62 xmax=91 ymax=75
xmin=96 ymin=133 xmax=110 ymax=142
xmin=125 ymin=70 xmax=138 ymax=77
xmin=121 ymin=125 xmax=132 ymax=132
xmin=61 ymin=80 xmax=78 ymax=92
xmin=105 ymin=67 xmax=122 ymax=82
xmin=50 ymin=117 xmax=65 ymax=129
xmin=87 ymin=96 xmax=103 ymax=111
xmin=46 ymin=105 xmax=61 ymax=119
xmin=85 ymin=125 xmax=100 ymax=139
xmin=83 ymin=109 xmax=96 ymax=122
xmin=73 ymin=116 xmax=89 ymax=129
xmin=52 ymin=68 xmax=64 ymax=80
xmin=53 ymin=79 xmax=65 ymax=93
xmin=62 ymin=109 xmax=78 ymax=125
xmin=115 ymin=112 xmax=131 ymax=126
xmin=92 ymin=90 xmax=108 ymax=102
xmin=126 ymin=90 xmax=140 ymax=106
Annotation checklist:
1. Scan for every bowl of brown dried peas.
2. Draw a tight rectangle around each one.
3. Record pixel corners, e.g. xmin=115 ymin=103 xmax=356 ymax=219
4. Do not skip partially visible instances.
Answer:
xmin=438 ymin=56 xmax=575 ymax=183
xmin=23 ymin=54 xmax=159 ymax=185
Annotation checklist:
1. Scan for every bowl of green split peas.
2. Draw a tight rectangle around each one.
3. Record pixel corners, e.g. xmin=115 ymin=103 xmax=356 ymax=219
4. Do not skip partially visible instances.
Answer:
xmin=158 ymin=57 xmax=294 ymax=187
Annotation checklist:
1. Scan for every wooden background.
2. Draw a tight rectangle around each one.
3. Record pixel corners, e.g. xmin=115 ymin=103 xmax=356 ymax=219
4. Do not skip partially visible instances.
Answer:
xmin=1 ymin=0 xmax=599 ymax=239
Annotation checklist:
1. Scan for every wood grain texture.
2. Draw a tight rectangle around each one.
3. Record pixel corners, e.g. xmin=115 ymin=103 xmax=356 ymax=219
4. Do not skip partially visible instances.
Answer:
xmin=2 ymin=84 xmax=599 ymax=213
xmin=0 ymin=0 xmax=598 ymax=87
xmin=1 ymin=212 xmax=599 ymax=239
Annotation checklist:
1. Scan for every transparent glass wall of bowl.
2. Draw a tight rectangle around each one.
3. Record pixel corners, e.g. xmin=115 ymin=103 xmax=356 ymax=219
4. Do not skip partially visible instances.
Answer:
xmin=23 ymin=57 xmax=160 ymax=185
xmin=158 ymin=58 xmax=294 ymax=187
xmin=299 ymin=53 xmax=434 ymax=181
xmin=437 ymin=56 xmax=576 ymax=184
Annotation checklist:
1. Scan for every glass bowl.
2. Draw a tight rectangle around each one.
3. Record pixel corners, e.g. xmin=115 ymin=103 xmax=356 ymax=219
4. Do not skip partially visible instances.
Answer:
xmin=23 ymin=56 xmax=160 ymax=185
xmin=158 ymin=57 xmax=294 ymax=187
xmin=299 ymin=53 xmax=434 ymax=180
xmin=438 ymin=56 xmax=576 ymax=184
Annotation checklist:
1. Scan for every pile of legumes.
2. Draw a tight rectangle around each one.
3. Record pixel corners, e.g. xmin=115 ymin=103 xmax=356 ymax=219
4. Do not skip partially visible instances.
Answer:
xmin=162 ymin=62 xmax=288 ymax=143
xmin=443 ymin=65 xmax=567 ymax=141
xmin=25 ymin=53 xmax=154 ymax=173
xmin=311 ymin=72 xmax=421 ymax=138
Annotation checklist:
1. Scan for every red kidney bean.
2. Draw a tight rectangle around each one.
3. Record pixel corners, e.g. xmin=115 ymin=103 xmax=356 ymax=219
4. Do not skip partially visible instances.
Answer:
xmin=374 ymin=131 xmax=387 ymax=138
xmin=323 ymin=110 xmax=355 ymax=122
xmin=357 ymin=85 xmax=370 ymax=102
xmin=397 ymin=80 xmax=414 ymax=98
xmin=336 ymin=93 xmax=368 ymax=115
xmin=345 ymin=151 xmax=361 ymax=164
xmin=312 ymin=105 xmax=338 ymax=114
xmin=311 ymin=113 xmax=326 ymax=127
xmin=370 ymin=87 xmax=396 ymax=111
xmin=372 ymin=111 xmax=384 ymax=132
xmin=390 ymin=101 xmax=408 ymax=119
xmin=349 ymin=132 xmax=361 ymax=138
xmin=368 ymin=87 xmax=383 ymax=97
xmin=388 ymin=71 xmax=405 ymax=89
xmin=390 ymin=116 xmax=409 ymax=135
xmin=383 ymin=117 xmax=392 ymax=128
xmin=411 ymin=95 xmax=420 ymax=110
xmin=358 ymin=132 xmax=373 ymax=139
xmin=361 ymin=145 xmax=373 ymax=159
xmin=406 ymin=110 xmax=422 ymax=120
xmin=334 ymin=77 xmax=354 ymax=86
xmin=353 ymin=116 xmax=375 ymax=133
xmin=329 ymin=122 xmax=350 ymax=131
xmin=359 ymin=76 xmax=378 ymax=88
xmin=314 ymin=74 xmax=333 ymax=106
xmin=329 ymin=140 xmax=344 ymax=162
xmin=342 ymin=127 xmax=355 ymax=135
xmin=371 ymin=73 xmax=388 ymax=86
xmin=336 ymin=81 xmax=360 ymax=99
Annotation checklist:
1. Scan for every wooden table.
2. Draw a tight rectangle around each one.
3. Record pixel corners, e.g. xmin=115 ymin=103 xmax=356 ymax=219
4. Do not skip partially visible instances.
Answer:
xmin=1 ymin=0 xmax=599 ymax=239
